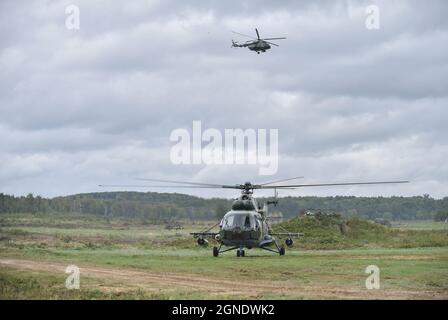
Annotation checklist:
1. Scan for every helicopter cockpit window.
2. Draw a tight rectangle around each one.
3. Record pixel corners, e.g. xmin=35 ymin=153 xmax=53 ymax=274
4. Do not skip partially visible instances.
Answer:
xmin=244 ymin=216 xmax=251 ymax=228
xmin=223 ymin=214 xmax=255 ymax=230
xmin=223 ymin=215 xmax=235 ymax=229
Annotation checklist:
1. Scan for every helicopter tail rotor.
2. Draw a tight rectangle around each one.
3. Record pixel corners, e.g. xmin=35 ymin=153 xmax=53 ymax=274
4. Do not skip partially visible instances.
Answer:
xmin=232 ymin=39 xmax=242 ymax=48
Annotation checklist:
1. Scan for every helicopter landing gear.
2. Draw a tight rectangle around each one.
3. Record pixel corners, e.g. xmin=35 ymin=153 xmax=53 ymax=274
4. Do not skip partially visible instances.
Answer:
xmin=260 ymin=240 xmax=286 ymax=255
xmin=236 ymin=249 xmax=245 ymax=257
xmin=275 ymin=240 xmax=285 ymax=256
xmin=212 ymin=245 xmax=238 ymax=257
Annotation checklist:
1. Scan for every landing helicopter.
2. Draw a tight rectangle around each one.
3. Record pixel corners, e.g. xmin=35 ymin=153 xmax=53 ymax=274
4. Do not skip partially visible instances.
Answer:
xmin=231 ymin=28 xmax=286 ymax=54
xmin=100 ymin=177 xmax=409 ymax=257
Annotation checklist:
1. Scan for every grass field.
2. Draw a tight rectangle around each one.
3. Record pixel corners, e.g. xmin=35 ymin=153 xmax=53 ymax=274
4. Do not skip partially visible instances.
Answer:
xmin=1 ymin=214 xmax=447 ymax=299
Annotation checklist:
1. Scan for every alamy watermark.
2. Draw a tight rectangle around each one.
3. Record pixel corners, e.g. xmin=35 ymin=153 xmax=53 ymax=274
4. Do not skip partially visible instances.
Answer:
xmin=365 ymin=5 xmax=380 ymax=30
xmin=65 ymin=4 xmax=80 ymax=31
xmin=65 ymin=265 xmax=80 ymax=289
xmin=170 ymin=121 xmax=278 ymax=175
xmin=365 ymin=265 xmax=380 ymax=289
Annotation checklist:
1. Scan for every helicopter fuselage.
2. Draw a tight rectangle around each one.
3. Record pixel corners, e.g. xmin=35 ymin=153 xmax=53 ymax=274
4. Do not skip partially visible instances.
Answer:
xmin=247 ymin=40 xmax=271 ymax=52
xmin=192 ymin=191 xmax=296 ymax=257
xmin=218 ymin=210 xmax=273 ymax=248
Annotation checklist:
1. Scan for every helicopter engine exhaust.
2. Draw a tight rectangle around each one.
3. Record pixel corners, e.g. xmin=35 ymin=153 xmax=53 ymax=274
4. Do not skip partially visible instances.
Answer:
xmin=197 ymin=238 xmax=208 ymax=246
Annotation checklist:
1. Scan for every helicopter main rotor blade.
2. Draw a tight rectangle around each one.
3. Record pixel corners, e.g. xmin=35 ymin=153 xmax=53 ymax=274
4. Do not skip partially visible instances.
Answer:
xmin=98 ymin=184 xmax=227 ymax=189
xmin=262 ymin=37 xmax=286 ymax=40
xmin=258 ymin=180 xmax=410 ymax=189
xmin=231 ymin=30 xmax=257 ymax=40
xmin=259 ymin=176 xmax=304 ymax=186
xmin=255 ymin=28 xmax=260 ymax=39
xmin=135 ymin=178 xmax=224 ymax=188
xmin=264 ymin=41 xmax=279 ymax=47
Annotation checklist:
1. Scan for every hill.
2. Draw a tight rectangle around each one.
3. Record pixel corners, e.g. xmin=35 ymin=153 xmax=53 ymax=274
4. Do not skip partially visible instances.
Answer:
xmin=274 ymin=214 xmax=448 ymax=249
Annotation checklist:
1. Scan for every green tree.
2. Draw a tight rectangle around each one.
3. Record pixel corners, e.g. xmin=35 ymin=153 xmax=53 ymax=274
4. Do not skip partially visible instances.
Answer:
xmin=434 ymin=210 xmax=448 ymax=222
xmin=214 ymin=202 xmax=228 ymax=219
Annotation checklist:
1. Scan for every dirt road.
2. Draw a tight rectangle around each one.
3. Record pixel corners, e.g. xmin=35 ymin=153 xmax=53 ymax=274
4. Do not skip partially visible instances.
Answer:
xmin=1 ymin=258 xmax=446 ymax=299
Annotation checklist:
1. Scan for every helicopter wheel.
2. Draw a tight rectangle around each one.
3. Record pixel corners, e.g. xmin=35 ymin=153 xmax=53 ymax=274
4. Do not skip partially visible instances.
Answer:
xmin=213 ymin=246 xmax=219 ymax=257
xmin=279 ymin=247 xmax=285 ymax=256
xmin=241 ymin=250 xmax=245 ymax=257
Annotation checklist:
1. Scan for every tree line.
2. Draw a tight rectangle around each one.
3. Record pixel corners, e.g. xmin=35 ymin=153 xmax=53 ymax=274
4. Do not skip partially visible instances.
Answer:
xmin=0 ymin=192 xmax=447 ymax=221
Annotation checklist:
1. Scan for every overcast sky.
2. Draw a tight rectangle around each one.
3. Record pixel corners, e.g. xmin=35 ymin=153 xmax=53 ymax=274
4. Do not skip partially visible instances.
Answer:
xmin=0 ymin=0 xmax=447 ymax=199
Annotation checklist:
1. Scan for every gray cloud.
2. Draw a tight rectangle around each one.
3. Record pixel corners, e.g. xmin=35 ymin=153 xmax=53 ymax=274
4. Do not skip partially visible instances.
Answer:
xmin=0 ymin=0 xmax=447 ymax=198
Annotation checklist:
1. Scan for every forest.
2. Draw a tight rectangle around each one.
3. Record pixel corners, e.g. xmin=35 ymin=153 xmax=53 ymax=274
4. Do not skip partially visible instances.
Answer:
xmin=1 ymin=192 xmax=447 ymax=221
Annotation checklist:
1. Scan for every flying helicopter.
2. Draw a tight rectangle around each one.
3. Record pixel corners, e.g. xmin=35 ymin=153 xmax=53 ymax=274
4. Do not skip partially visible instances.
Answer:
xmin=99 ymin=177 xmax=409 ymax=257
xmin=231 ymin=28 xmax=286 ymax=54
